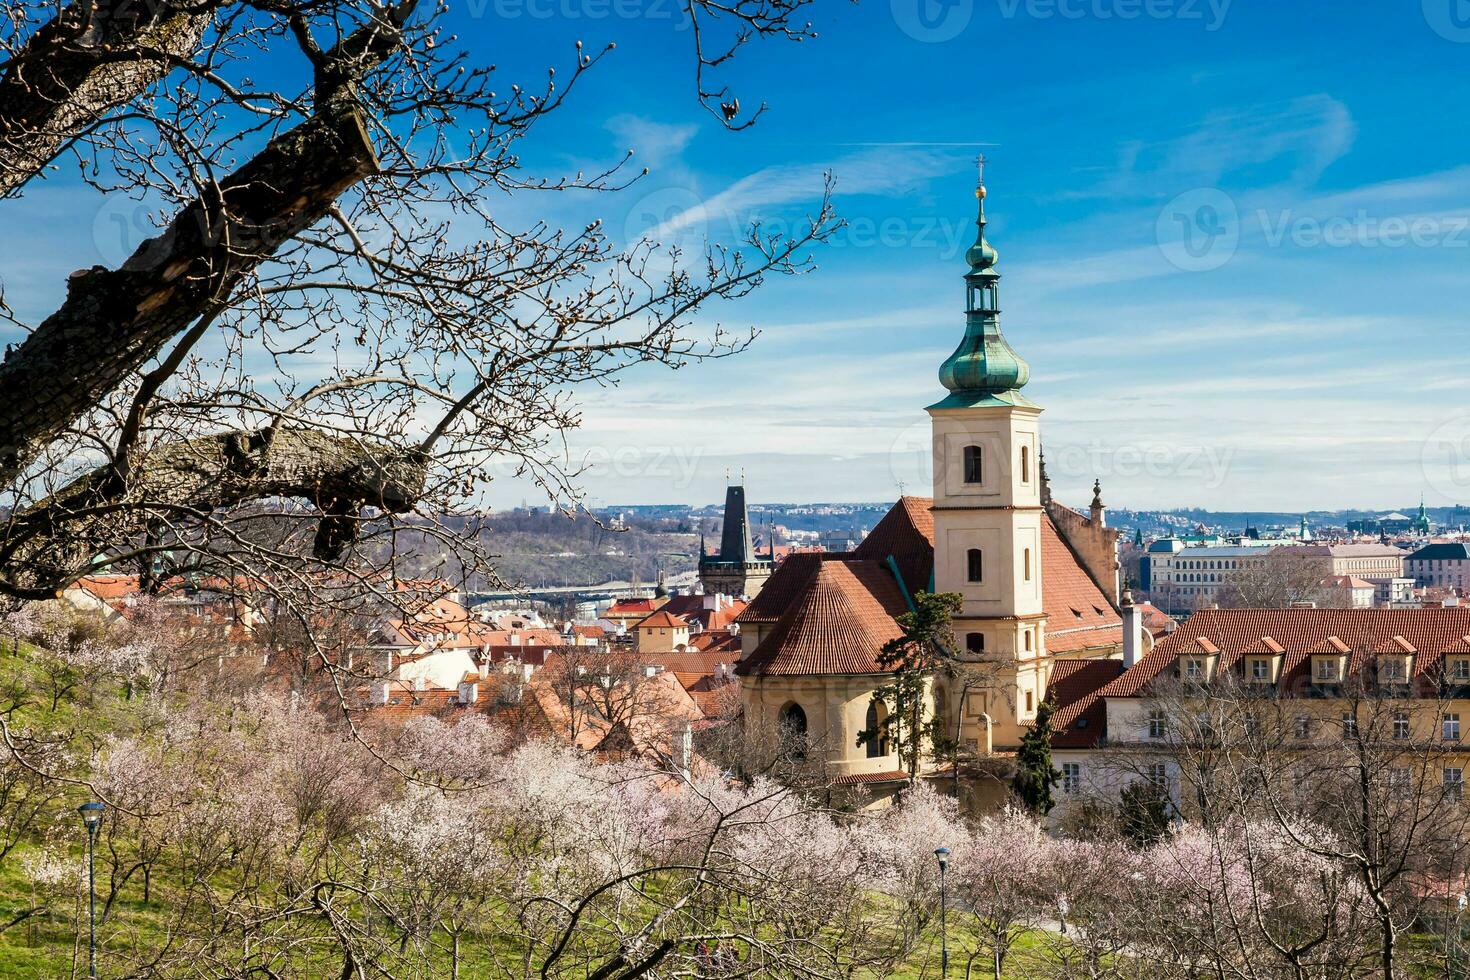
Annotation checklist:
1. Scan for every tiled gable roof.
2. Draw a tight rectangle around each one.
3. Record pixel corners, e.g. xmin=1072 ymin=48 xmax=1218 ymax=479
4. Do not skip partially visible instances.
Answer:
xmin=1046 ymin=658 xmax=1125 ymax=749
xmin=735 ymin=560 xmax=909 ymax=676
xmin=636 ymin=611 xmax=689 ymax=630
xmin=1099 ymin=608 xmax=1470 ymax=698
xmin=1039 ymin=512 xmax=1122 ymax=652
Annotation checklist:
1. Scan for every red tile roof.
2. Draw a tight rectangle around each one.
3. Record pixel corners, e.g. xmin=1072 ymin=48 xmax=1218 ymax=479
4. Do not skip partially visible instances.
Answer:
xmin=736 ymin=560 xmax=910 ymax=676
xmin=1100 ymin=607 xmax=1470 ymax=698
xmin=636 ymin=611 xmax=690 ymax=630
xmin=1039 ymin=511 xmax=1122 ymax=651
xmin=736 ymin=552 xmax=846 ymax=624
xmin=736 ymin=497 xmax=1124 ymax=671
xmin=1045 ymin=658 xmax=1124 ymax=748
xmin=853 ymin=495 xmax=935 ymax=594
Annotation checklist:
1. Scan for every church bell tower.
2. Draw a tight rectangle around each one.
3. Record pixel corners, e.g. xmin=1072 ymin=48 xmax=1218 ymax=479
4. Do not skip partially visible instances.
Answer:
xmin=927 ymin=162 xmax=1046 ymax=735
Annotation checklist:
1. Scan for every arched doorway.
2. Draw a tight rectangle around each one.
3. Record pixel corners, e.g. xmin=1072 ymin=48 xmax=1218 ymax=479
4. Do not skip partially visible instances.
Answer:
xmin=779 ymin=702 xmax=808 ymax=759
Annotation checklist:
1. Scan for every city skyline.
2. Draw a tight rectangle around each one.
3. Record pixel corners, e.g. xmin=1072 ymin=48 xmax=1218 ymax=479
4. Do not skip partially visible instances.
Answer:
xmin=7 ymin=3 xmax=1470 ymax=511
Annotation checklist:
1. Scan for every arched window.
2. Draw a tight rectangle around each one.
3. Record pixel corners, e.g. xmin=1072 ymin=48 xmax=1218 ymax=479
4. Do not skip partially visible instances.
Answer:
xmin=963 ymin=445 xmax=982 ymax=484
xmin=1021 ymin=445 xmax=1030 ymax=483
xmin=966 ymin=631 xmax=985 ymax=654
xmin=967 ymin=548 xmax=983 ymax=583
xmin=1024 ymin=547 xmax=1032 ymax=581
xmin=864 ymin=700 xmax=888 ymax=758
xmin=779 ymin=702 xmax=808 ymax=759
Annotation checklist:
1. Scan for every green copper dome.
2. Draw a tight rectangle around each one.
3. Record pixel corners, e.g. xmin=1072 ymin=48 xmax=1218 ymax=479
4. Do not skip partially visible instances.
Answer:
xmin=932 ymin=173 xmax=1033 ymax=408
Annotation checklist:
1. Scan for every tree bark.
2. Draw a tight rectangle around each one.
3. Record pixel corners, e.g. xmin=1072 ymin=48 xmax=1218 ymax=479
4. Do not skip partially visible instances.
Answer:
xmin=0 ymin=94 xmax=380 ymax=487
xmin=0 ymin=427 xmax=426 ymax=597
xmin=0 ymin=0 xmax=215 ymax=198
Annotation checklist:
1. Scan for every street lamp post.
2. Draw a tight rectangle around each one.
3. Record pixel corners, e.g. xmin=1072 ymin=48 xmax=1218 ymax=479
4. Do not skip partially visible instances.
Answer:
xmin=934 ymin=847 xmax=950 ymax=979
xmin=78 ymin=802 xmax=105 ymax=980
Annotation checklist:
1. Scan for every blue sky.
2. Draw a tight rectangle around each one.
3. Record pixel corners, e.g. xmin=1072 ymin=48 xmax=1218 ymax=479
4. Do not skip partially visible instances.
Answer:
xmin=8 ymin=0 xmax=1470 ymax=513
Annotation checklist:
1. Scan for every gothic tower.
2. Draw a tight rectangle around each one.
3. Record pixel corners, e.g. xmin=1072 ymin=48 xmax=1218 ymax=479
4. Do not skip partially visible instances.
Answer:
xmin=927 ymin=164 xmax=1046 ymax=740
xmin=698 ymin=485 xmax=775 ymax=597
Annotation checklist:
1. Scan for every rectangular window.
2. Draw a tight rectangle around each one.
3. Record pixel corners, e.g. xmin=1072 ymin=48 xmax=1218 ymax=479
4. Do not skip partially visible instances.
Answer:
xmin=1025 ymin=690 xmax=1034 ymax=713
xmin=1251 ymin=659 xmax=1268 ymax=681
xmin=1382 ymin=659 xmax=1405 ymax=681
xmin=1389 ymin=767 xmax=1411 ymax=797
xmin=1342 ymin=713 xmax=1359 ymax=739
xmin=1445 ymin=714 xmax=1461 ymax=741
xmin=967 ymin=549 xmax=983 ymax=583
xmin=1146 ymin=763 xmax=1169 ymax=790
xmin=1295 ymin=715 xmax=1312 ymax=739
xmin=1455 ymin=659 xmax=1470 ymax=681
xmin=1184 ymin=659 xmax=1202 ymax=680
xmin=1316 ymin=659 xmax=1338 ymax=682
xmin=1393 ymin=712 xmax=1410 ymax=740
xmin=1061 ymin=763 xmax=1081 ymax=794
xmin=1446 ymin=768 xmax=1464 ymax=801
xmin=1147 ymin=711 xmax=1166 ymax=739
xmin=963 ymin=445 xmax=982 ymax=484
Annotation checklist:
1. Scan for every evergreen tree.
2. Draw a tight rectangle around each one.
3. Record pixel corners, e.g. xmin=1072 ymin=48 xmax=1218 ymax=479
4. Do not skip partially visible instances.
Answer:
xmin=857 ymin=591 xmax=961 ymax=783
xmin=1011 ymin=697 xmax=1062 ymax=816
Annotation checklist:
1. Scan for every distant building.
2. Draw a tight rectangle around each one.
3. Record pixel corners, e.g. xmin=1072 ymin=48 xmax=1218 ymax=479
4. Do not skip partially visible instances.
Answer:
xmin=1293 ymin=544 xmax=1406 ymax=586
xmin=1143 ymin=543 xmax=1284 ymax=614
xmin=698 ymin=485 xmax=775 ymax=598
xmin=1406 ymin=542 xmax=1470 ymax=592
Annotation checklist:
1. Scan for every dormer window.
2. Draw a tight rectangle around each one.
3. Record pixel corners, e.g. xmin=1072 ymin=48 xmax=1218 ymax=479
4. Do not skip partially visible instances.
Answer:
xmin=1316 ymin=658 xmax=1339 ymax=682
xmin=1184 ymin=658 xmax=1203 ymax=680
xmin=963 ymin=445 xmax=982 ymax=484
xmin=1453 ymin=659 xmax=1470 ymax=681
xmin=1250 ymin=659 xmax=1269 ymax=682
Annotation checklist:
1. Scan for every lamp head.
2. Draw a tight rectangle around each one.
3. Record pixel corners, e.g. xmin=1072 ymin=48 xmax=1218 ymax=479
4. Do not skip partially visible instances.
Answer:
xmin=934 ymin=846 xmax=951 ymax=869
xmin=78 ymin=801 xmax=105 ymax=830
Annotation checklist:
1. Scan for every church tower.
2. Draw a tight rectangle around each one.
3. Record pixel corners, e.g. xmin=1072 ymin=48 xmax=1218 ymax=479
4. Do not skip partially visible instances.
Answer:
xmin=927 ymin=163 xmax=1046 ymax=739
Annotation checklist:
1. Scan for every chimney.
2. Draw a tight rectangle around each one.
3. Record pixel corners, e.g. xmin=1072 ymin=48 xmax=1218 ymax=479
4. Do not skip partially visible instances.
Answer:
xmin=1121 ymin=586 xmax=1143 ymax=670
xmin=670 ymin=721 xmax=693 ymax=773
xmin=458 ymin=680 xmax=479 ymax=704
xmin=643 ymin=664 xmax=660 ymax=678
xmin=716 ymin=662 xmax=729 ymax=680
xmin=510 ymin=631 xmax=521 ymax=646
xmin=412 ymin=676 xmax=426 ymax=692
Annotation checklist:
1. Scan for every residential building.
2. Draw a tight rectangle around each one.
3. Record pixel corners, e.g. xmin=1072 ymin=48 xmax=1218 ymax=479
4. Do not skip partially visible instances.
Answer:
xmin=1047 ymin=606 xmax=1470 ymax=819
xmin=1406 ymin=542 xmax=1470 ymax=592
